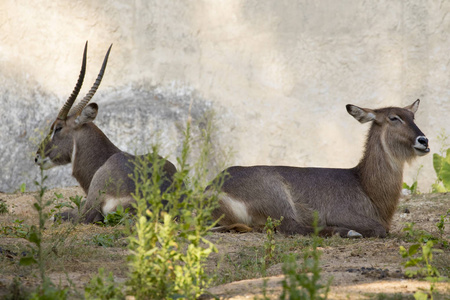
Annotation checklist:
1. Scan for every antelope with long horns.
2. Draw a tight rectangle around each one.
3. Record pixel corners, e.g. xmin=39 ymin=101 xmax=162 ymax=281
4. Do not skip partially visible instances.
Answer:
xmin=35 ymin=42 xmax=177 ymax=223
xmin=211 ymin=101 xmax=430 ymax=237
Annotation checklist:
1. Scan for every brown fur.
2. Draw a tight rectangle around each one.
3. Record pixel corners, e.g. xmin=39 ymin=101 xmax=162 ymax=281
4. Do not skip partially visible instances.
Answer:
xmin=212 ymin=100 xmax=429 ymax=238
xmin=35 ymin=44 xmax=176 ymax=223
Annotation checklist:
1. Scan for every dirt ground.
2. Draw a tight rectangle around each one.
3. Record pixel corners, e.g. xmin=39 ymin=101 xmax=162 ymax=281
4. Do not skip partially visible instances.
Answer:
xmin=0 ymin=187 xmax=449 ymax=299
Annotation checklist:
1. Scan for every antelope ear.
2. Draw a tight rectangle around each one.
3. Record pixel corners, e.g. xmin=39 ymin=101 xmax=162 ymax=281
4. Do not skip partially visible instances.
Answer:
xmin=404 ymin=99 xmax=420 ymax=114
xmin=75 ymin=103 xmax=98 ymax=125
xmin=346 ymin=104 xmax=376 ymax=123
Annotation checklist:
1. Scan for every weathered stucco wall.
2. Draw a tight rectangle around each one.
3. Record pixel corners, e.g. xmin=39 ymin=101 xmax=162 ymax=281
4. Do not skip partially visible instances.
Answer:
xmin=1 ymin=0 xmax=449 ymax=193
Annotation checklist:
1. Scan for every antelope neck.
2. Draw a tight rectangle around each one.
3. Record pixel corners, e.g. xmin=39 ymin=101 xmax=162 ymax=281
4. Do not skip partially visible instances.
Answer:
xmin=355 ymin=128 xmax=404 ymax=229
xmin=71 ymin=124 xmax=121 ymax=193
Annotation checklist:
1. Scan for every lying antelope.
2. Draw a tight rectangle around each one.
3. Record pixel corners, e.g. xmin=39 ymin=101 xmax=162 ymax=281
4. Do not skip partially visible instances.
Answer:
xmin=212 ymin=101 xmax=429 ymax=237
xmin=35 ymin=42 xmax=177 ymax=223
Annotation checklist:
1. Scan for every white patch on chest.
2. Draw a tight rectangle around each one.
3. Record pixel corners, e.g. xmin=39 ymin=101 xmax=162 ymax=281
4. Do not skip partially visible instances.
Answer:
xmin=222 ymin=195 xmax=252 ymax=225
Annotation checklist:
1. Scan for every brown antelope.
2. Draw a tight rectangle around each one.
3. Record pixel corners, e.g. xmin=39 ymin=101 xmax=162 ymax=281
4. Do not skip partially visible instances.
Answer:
xmin=35 ymin=42 xmax=177 ymax=223
xmin=212 ymin=101 xmax=429 ymax=237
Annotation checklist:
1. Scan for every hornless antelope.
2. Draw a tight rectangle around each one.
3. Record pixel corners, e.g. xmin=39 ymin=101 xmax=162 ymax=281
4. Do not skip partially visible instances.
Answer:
xmin=35 ymin=42 xmax=177 ymax=223
xmin=212 ymin=101 xmax=430 ymax=237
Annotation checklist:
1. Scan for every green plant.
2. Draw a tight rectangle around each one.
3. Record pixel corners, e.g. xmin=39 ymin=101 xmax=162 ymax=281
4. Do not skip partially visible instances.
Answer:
xmin=263 ymin=216 xmax=283 ymax=265
xmin=101 ymin=205 xmax=132 ymax=227
xmin=3 ymin=277 xmax=31 ymax=300
xmin=432 ymin=130 xmax=450 ymax=193
xmin=432 ymin=149 xmax=450 ymax=193
xmin=126 ymin=117 xmax=224 ymax=299
xmin=279 ymin=212 xmax=331 ymax=300
xmin=400 ymin=221 xmax=449 ymax=300
xmin=0 ymin=200 xmax=9 ymax=214
xmin=401 ymin=222 xmax=436 ymax=243
xmin=436 ymin=209 xmax=450 ymax=239
xmin=85 ymin=268 xmax=124 ymax=300
xmin=403 ymin=165 xmax=423 ymax=195
xmin=399 ymin=240 xmax=447 ymax=300
xmin=50 ymin=192 xmax=78 ymax=225
xmin=29 ymin=278 xmax=69 ymax=300
xmin=1 ymin=218 xmax=30 ymax=238
xmin=90 ymin=233 xmax=118 ymax=248
xmin=18 ymin=166 xmax=70 ymax=298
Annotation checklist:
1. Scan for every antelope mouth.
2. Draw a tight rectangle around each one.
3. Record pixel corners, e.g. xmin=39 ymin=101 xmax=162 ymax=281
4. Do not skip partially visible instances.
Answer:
xmin=413 ymin=136 xmax=429 ymax=156
xmin=413 ymin=146 xmax=430 ymax=156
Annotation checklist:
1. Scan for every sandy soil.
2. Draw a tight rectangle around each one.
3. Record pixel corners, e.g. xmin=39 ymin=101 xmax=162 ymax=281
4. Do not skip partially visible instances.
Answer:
xmin=0 ymin=187 xmax=449 ymax=299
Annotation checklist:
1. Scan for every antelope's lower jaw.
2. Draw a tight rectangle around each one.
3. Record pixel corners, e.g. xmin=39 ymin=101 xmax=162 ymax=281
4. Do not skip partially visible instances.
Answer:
xmin=413 ymin=147 xmax=430 ymax=156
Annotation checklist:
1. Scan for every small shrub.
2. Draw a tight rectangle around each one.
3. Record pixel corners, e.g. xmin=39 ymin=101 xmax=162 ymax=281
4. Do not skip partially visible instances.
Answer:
xmin=3 ymin=277 xmax=31 ymax=300
xmin=279 ymin=212 xmax=331 ymax=300
xmin=0 ymin=200 xmax=8 ymax=214
xmin=436 ymin=209 xmax=450 ymax=244
xmin=263 ymin=216 xmax=283 ymax=265
xmin=399 ymin=222 xmax=449 ymax=300
xmin=84 ymin=268 xmax=124 ymax=300
xmin=403 ymin=165 xmax=422 ymax=195
xmin=102 ymin=205 xmax=132 ymax=227
xmin=90 ymin=232 xmax=123 ymax=248
xmin=401 ymin=222 xmax=436 ymax=244
xmin=29 ymin=278 xmax=69 ymax=300
xmin=126 ymin=118 xmax=224 ymax=299
xmin=432 ymin=148 xmax=450 ymax=193
xmin=1 ymin=218 xmax=30 ymax=238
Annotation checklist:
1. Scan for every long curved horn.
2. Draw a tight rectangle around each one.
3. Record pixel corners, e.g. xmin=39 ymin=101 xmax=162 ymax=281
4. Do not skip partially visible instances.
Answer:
xmin=69 ymin=44 xmax=112 ymax=117
xmin=57 ymin=41 xmax=88 ymax=120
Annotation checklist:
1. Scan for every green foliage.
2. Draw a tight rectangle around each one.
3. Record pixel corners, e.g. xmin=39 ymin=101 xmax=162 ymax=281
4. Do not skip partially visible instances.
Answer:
xmin=403 ymin=165 xmax=422 ymax=195
xmin=102 ymin=205 xmax=132 ymax=227
xmin=50 ymin=192 xmax=78 ymax=225
xmin=3 ymin=277 xmax=31 ymax=300
xmin=432 ymin=148 xmax=450 ymax=192
xmin=20 ymin=183 xmax=26 ymax=193
xmin=29 ymin=278 xmax=69 ymax=300
xmin=402 ymin=182 xmax=418 ymax=195
xmin=85 ymin=268 xmax=124 ymax=300
xmin=399 ymin=241 xmax=443 ymax=279
xmin=0 ymin=200 xmax=9 ymax=214
xmin=263 ymin=216 xmax=283 ymax=265
xmin=126 ymin=119 xmax=224 ymax=299
xmin=1 ymin=218 xmax=30 ymax=238
xmin=17 ymin=151 xmax=78 ymax=298
xmin=432 ymin=131 xmax=450 ymax=193
xmin=90 ymin=232 xmax=123 ymax=248
xmin=436 ymin=209 xmax=450 ymax=245
xmin=69 ymin=194 xmax=84 ymax=212
xmin=400 ymin=222 xmax=449 ymax=300
xmin=402 ymin=222 xmax=437 ymax=244
xmin=279 ymin=212 xmax=331 ymax=300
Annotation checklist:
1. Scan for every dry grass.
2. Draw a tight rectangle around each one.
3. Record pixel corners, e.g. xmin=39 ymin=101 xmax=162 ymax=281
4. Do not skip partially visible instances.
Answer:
xmin=0 ymin=188 xmax=449 ymax=299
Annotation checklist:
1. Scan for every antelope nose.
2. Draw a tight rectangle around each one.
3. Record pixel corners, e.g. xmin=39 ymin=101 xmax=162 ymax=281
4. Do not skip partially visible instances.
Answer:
xmin=35 ymin=154 xmax=40 ymax=164
xmin=418 ymin=136 xmax=428 ymax=148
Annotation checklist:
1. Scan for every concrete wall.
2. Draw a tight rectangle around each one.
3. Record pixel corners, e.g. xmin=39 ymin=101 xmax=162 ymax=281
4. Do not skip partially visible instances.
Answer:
xmin=1 ymin=0 xmax=449 ymax=193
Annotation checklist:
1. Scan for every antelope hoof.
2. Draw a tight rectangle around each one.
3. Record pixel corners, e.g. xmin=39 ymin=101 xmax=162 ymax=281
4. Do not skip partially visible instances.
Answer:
xmin=347 ymin=230 xmax=363 ymax=238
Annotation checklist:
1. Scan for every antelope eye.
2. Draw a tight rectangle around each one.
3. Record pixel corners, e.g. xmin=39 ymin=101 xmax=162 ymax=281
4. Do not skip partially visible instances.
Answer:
xmin=54 ymin=126 xmax=62 ymax=133
xmin=389 ymin=116 xmax=401 ymax=122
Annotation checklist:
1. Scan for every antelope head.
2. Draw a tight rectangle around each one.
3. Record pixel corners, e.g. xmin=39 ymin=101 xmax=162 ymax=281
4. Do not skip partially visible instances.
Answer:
xmin=35 ymin=42 xmax=112 ymax=169
xmin=346 ymin=99 xmax=430 ymax=163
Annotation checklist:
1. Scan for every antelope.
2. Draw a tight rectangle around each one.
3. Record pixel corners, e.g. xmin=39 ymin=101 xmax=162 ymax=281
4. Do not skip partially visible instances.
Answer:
xmin=211 ymin=101 xmax=429 ymax=237
xmin=35 ymin=42 xmax=177 ymax=223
